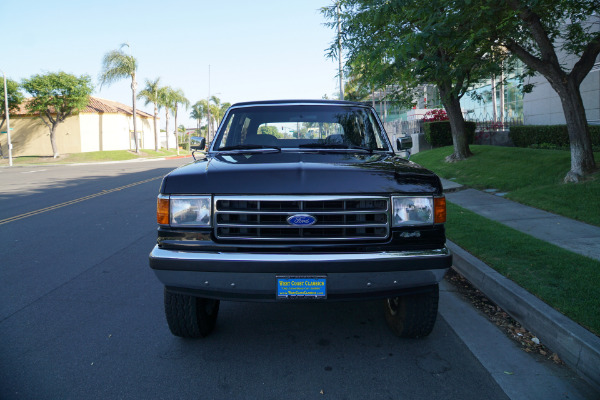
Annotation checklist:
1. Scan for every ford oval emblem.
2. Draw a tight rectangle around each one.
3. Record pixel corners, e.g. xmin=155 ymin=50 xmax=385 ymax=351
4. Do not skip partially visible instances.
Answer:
xmin=287 ymin=214 xmax=317 ymax=226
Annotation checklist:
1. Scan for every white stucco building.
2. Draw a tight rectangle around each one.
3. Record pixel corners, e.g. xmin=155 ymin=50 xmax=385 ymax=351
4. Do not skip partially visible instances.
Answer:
xmin=1 ymin=97 xmax=163 ymax=157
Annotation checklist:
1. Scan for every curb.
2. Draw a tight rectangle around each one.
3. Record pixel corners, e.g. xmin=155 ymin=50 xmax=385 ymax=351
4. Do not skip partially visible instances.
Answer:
xmin=448 ymin=241 xmax=600 ymax=392
xmin=0 ymin=155 xmax=193 ymax=168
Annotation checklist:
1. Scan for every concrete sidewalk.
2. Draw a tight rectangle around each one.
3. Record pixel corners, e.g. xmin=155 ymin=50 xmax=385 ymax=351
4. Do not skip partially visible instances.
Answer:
xmin=443 ymin=182 xmax=600 ymax=261
xmin=439 ymin=178 xmax=600 ymax=392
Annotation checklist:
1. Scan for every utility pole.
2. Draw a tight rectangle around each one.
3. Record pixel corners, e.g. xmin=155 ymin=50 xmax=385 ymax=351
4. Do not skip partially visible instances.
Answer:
xmin=336 ymin=1 xmax=344 ymax=100
xmin=1 ymin=69 xmax=13 ymax=166
xmin=207 ymin=65 xmax=212 ymax=145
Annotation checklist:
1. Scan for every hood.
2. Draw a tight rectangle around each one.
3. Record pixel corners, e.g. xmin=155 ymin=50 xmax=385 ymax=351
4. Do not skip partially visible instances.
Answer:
xmin=161 ymin=151 xmax=442 ymax=195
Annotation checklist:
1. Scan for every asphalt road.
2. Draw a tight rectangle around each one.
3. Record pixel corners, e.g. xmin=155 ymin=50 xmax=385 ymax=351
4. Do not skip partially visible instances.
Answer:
xmin=0 ymin=159 xmax=594 ymax=400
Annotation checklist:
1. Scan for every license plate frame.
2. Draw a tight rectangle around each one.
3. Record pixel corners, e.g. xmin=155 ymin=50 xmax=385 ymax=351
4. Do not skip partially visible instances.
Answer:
xmin=276 ymin=275 xmax=327 ymax=300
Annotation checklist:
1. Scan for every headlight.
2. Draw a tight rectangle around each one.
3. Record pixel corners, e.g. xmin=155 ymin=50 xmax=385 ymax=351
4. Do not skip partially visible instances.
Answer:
xmin=170 ymin=196 xmax=212 ymax=227
xmin=392 ymin=196 xmax=434 ymax=227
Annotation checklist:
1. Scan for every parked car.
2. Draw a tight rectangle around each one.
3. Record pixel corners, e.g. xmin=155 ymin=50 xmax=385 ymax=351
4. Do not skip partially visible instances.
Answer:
xmin=149 ymin=100 xmax=451 ymax=338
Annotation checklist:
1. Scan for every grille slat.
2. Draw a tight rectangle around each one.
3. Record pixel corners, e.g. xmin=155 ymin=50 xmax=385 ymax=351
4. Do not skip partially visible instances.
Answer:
xmin=215 ymin=196 xmax=390 ymax=241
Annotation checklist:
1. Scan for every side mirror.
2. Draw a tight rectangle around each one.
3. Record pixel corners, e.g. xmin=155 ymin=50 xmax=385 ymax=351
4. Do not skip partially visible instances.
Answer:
xmin=396 ymin=136 xmax=413 ymax=151
xmin=190 ymin=137 xmax=206 ymax=151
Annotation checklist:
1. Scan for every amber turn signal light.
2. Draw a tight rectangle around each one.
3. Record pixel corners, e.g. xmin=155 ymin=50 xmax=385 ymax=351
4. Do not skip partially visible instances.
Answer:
xmin=157 ymin=195 xmax=170 ymax=225
xmin=434 ymin=197 xmax=446 ymax=224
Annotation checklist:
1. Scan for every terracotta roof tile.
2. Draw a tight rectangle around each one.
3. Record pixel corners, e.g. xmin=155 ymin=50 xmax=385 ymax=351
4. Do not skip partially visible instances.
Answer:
xmin=13 ymin=96 xmax=154 ymax=118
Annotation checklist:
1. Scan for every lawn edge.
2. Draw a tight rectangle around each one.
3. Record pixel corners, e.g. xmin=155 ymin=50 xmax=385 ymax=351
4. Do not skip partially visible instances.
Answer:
xmin=448 ymin=240 xmax=600 ymax=392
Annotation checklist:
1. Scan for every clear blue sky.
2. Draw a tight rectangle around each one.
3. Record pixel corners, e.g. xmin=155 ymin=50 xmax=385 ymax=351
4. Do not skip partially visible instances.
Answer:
xmin=1 ymin=0 xmax=341 ymax=128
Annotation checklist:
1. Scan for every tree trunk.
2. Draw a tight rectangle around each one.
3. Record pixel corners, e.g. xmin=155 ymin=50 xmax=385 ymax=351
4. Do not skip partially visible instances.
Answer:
xmin=131 ymin=75 xmax=139 ymax=154
xmin=153 ymin=103 xmax=159 ymax=151
xmin=438 ymin=84 xmax=473 ymax=162
xmin=165 ymin=110 xmax=170 ymax=151
xmin=207 ymin=107 xmax=211 ymax=145
xmin=174 ymin=105 xmax=179 ymax=155
xmin=50 ymin=124 xmax=59 ymax=158
xmin=553 ymin=78 xmax=597 ymax=182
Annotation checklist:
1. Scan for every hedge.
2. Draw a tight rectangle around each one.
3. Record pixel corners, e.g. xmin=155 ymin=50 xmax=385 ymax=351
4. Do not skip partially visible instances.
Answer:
xmin=424 ymin=121 xmax=476 ymax=147
xmin=509 ymin=125 xmax=600 ymax=149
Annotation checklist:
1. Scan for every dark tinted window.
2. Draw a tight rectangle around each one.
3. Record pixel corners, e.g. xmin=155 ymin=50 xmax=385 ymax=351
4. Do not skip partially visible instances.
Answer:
xmin=213 ymin=105 xmax=389 ymax=150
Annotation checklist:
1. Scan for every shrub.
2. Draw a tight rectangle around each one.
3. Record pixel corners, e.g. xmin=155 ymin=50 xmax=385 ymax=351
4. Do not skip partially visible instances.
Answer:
xmin=179 ymin=142 xmax=189 ymax=151
xmin=509 ymin=125 xmax=600 ymax=150
xmin=424 ymin=121 xmax=476 ymax=147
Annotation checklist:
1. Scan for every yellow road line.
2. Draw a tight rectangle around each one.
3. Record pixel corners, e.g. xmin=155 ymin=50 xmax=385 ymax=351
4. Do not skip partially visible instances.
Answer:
xmin=0 ymin=175 xmax=163 ymax=226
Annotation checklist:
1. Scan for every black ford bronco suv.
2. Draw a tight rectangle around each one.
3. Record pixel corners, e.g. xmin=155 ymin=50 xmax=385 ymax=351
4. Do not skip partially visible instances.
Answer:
xmin=149 ymin=100 xmax=451 ymax=338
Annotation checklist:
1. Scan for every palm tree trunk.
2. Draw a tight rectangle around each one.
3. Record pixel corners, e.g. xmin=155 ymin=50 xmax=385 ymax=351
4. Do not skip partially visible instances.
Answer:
xmin=153 ymin=103 xmax=159 ymax=151
xmin=131 ymin=74 xmax=139 ymax=153
xmin=165 ymin=109 xmax=170 ymax=151
xmin=174 ymin=104 xmax=179 ymax=155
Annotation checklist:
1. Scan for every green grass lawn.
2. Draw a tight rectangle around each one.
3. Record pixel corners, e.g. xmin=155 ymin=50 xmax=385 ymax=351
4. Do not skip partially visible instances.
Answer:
xmin=446 ymin=202 xmax=600 ymax=335
xmin=1 ymin=148 xmax=191 ymax=165
xmin=411 ymin=145 xmax=600 ymax=226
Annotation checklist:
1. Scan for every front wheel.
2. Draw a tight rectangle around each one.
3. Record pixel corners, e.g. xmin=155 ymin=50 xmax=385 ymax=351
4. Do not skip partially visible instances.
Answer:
xmin=164 ymin=288 xmax=220 ymax=338
xmin=384 ymin=284 xmax=439 ymax=338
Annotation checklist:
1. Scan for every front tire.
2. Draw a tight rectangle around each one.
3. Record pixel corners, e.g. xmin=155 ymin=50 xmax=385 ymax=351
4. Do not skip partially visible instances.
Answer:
xmin=164 ymin=288 xmax=220 ymax=338
xmin=384 ymin=284 xmax=439 ymax=338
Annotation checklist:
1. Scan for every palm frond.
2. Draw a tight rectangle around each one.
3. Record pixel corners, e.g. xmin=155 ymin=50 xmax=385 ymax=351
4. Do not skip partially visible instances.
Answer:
xmin=99 ymin=49 xmax=138 ymax=88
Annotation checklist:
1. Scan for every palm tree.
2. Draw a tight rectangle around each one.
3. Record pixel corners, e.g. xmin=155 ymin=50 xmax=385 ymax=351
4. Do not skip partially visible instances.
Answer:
xmin=171 ymin=89 xmax=190 ymax=155
xmin=189 ymin=102 xmax=205 ymax=132
xmin=192 ymin=99 xmax=211 ymax=141
xmin=158 ymin=86 xmax=176 ymax=150
xmin=207 ymin=97 xmax=231 ymax=139
xmin=99 ymin=43 xmax=140 ymax=153
xmin=137 ymin=77 xmax=162 ymax=151
xmin=219 ymin=102 xmax=231 ymax=124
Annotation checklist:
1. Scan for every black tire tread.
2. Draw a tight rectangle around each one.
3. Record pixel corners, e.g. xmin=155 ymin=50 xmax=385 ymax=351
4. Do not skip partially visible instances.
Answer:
xmin=384 ymin=285 xmax=439 ymax=338
xmin=164 ymin=288 xmax=219 ymax=338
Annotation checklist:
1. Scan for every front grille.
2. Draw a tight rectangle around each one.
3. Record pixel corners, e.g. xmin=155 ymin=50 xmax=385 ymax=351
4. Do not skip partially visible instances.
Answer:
xmin=214 ymin=196 xmax=390 ymax=241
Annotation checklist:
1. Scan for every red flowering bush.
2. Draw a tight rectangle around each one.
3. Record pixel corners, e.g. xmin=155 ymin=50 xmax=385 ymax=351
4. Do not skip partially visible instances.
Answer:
xmin=422 ymin=109 xmax=448 ymax=122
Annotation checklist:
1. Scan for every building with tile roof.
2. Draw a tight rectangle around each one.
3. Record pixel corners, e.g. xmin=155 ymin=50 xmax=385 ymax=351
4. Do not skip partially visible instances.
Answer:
xmin=1 ymin=96 xmax=165 ymax=157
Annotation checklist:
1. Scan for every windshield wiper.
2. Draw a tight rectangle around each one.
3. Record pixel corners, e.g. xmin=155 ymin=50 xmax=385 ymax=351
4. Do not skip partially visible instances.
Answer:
xmin=298 ymin=143 xmax=373 ymax=152
xmin=216 ymin=144 xmax=281 ymax=152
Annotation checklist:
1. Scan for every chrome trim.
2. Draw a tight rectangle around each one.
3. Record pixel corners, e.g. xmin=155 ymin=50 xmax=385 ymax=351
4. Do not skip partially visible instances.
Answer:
xmin=214 ymin=195 xmax=390 ymax=241
xmin=151 ymin=246 xmax=450 ymax=263
xmin=215 ymin=195 xmax=388 ymax=202
xmin=216 ymin=223 xmax=387 ymax=228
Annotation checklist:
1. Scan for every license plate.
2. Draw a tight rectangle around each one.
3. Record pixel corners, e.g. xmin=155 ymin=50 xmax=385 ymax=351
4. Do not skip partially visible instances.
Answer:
xmin=277 ymin=276 xmax=327 ymax=300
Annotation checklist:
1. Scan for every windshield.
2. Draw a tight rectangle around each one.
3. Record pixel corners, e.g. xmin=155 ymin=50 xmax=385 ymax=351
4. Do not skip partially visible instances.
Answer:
xmin=212 ymin=104 xmax=390 ymax=152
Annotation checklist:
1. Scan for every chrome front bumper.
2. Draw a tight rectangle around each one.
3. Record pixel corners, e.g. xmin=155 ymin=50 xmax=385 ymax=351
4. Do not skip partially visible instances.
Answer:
xmin=149 ymin=246 xmax=452 ymax=301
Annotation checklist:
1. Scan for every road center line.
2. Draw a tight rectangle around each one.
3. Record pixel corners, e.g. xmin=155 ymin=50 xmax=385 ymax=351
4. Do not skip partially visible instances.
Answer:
xmin=0 ymin=175 xmax=163 ymax=226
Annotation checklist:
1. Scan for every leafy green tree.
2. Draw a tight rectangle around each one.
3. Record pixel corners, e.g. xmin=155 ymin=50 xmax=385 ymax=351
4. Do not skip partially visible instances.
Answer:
xmin=258 ymin=125 xmax=281 ymax=138
xmin=21 ymin=72 xmax=93 ymax=158
xmin=343 ymin=68 xmax=371 ymax=102
xmin=99 ymin=44 xmax=140 ymax=153
xmin=483 ymin=0 xmax=599 ymax=182
xmin=137 ymin=77 xmax=163 ymax=151
xmin=171 ymin=89 xmax=189 ymax=154
xmin=323 ymin=0 xmax=505 ymax=161
xmin=0 ymin=78 xmax=24 ymax=157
